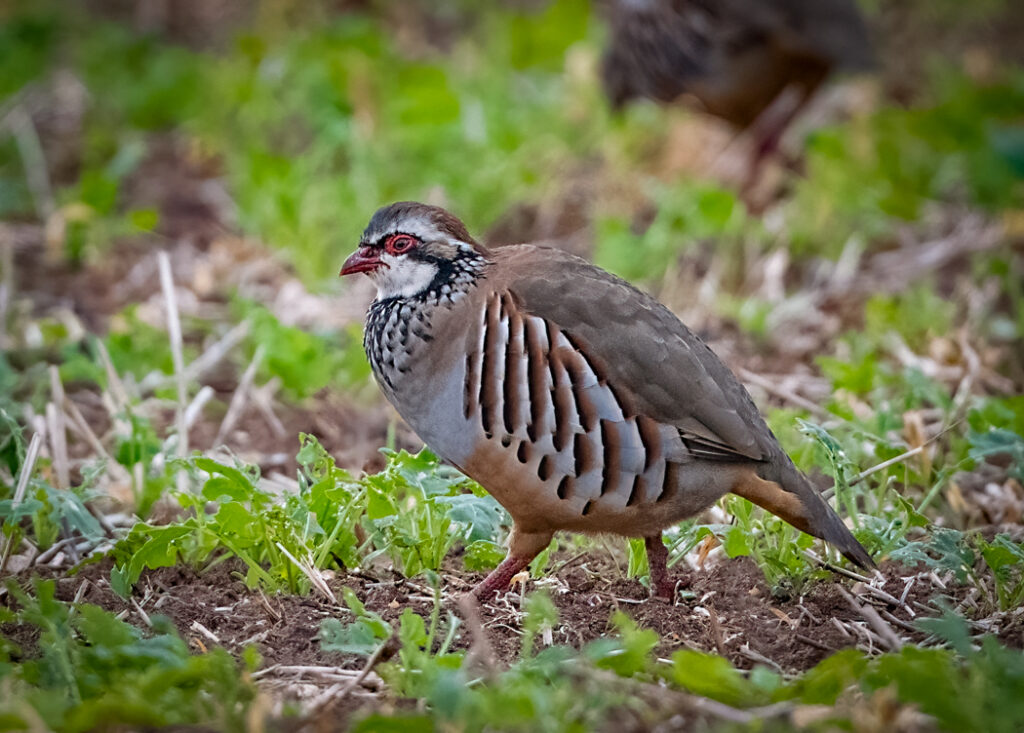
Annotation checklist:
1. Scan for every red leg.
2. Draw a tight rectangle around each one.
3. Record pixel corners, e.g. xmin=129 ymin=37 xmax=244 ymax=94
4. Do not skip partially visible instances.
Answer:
xmin=645 ymin=534 xmax=675 ymax=600
xmin=472 ymin=527 xmax=553 ymax=600
xmin=741 ymin=83 xmax=813 ymax=198
xmin=472 ymin=553 xmax=534 ymax=599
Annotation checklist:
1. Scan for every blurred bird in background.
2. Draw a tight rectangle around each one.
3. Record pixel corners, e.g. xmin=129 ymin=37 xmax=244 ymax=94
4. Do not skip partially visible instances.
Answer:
xmin=600 ymin=0 xmax=874 ymax=196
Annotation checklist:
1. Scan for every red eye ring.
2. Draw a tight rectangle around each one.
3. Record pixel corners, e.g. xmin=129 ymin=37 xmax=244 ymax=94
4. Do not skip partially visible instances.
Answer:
xmin=386 ymin=234 xmax=416 ymax=254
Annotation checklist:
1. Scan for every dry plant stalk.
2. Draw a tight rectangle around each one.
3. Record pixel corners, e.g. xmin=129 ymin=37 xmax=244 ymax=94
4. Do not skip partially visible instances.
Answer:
xmin=274 ymin=541 xmax=337 ymax=604
xmin=0 ymin=432 xmax=43 ymax=574
xmin=214 ymin=345 xmax=264 ymax=445
xmin=158 ymin=251 xmax=189 ymax=491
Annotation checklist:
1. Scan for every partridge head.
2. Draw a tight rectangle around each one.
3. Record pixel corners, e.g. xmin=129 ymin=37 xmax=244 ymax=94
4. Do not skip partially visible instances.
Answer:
xmin=342 ymin=202 xmax=874 ymax=599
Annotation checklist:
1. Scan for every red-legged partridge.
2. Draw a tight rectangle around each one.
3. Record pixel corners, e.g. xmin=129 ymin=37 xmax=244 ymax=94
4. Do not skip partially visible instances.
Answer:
xmin=601 ymin=0 xmax=873 ymax=173
xmin=341 ymin=202 xmax=874 ymax=599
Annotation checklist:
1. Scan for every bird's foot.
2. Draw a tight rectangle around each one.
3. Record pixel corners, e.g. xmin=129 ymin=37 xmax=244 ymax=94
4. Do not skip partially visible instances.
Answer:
xmin=649 ymin=572 xmax=691 ymax=602
xmin=645 ymin=534 xmax=676 ymax=601
xmin=650 ymin=579 xmax=676 ymax=602
xmin=471 ymin=553 xmax=532 ymax=600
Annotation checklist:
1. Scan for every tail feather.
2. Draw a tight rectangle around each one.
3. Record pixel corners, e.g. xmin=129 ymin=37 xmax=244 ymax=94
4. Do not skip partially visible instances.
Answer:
xmin=731 ymin=466 xmax=875 ymax=571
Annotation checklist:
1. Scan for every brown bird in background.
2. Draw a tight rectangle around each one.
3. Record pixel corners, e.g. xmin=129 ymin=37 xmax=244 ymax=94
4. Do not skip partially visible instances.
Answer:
xmin=601 ymin=0 xmax=874 ymax=181
xmin=341 ymin=202 xmax=874 ymax=599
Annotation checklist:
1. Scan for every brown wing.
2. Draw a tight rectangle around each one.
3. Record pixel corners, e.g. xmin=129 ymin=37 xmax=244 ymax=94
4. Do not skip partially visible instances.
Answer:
xmin=489 ymin=245 xmax=775 ymax=464
xmin=757 ymin=0 xmax=874 ymax=71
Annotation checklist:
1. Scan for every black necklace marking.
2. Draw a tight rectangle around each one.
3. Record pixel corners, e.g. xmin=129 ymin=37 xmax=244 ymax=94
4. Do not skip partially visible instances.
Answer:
xmin=364 ymin=251 xmax=486 ymax=390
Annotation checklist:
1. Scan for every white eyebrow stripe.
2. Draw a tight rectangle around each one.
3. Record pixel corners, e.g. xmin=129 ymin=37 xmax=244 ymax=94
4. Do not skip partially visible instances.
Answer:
xmin=367 ymin=217 xmax=475 ymax=252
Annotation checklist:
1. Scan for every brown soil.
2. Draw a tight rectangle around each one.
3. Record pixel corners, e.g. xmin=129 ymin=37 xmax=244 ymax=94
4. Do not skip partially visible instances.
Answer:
xmin=10 ymin=551 xmax=990 ymax=683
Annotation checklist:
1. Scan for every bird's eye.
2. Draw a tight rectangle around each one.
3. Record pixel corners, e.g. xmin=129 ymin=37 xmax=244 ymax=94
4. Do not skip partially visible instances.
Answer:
xmin=385 ymin=234 xmax=417 ymax=255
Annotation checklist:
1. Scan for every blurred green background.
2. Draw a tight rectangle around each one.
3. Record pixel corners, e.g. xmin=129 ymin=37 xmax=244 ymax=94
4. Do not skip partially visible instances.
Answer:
xmin=2 ymin=0 xmax=1021 ymax=285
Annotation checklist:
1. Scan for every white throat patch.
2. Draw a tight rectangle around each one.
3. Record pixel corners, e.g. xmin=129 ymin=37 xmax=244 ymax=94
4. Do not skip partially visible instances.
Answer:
xmin=371 ymin=253 xmax=439 ymax=300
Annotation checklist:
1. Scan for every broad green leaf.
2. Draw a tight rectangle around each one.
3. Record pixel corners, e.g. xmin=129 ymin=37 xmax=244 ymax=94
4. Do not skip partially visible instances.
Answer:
xmin=722 ymin=525 xmax=752 ymax=557
xmin=969 ymin=428 xmax=1024 ymax=479
xmin=0 ymin=496 xmax=44 ymax=523
xmin=319 ymin=617 xmax=388 ymax=656
xmin=670 ymin=650 xmax=760 ymax=708
xmin=593 ymin=613 xmax=656 ymax=677
xmin=789 ymin=648 xmax=867 ymax=705
xmin=398 ymin=608 xmax=428 ymax=649
xmin=463 ymin=540 xmax=505 ymax=571
xmin=201 ymin=476 xmax=251 ymax=503
xmin=367 ymin=488 xmax=396 ymax=520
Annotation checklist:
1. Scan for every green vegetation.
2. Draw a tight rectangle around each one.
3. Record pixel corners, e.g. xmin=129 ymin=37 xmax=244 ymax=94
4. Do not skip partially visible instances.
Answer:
xmin=0 ymin=579 xmax=256 ymax=732
xmin=1 ymin=0 xmax=1023 ymax=730
xmin=107 ymin=438 xmax=506 ymax=596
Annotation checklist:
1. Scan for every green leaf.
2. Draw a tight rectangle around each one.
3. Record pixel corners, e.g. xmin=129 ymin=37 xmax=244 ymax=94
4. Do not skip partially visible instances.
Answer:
xmin=127 ymin=208 xmax=159 ymax=231
xmin=341 ymin=586 xmax=367 ymax=616
xmin=722 ymin=525 xmax=753 ymax=557
xmin=317 ymin=585 xmax=393 ymax=655
xmin=112 ymin=524 xmax=195 ymax=597
xmin=504 ymin=0 xmax=589 ymax=71
xmin=591 ymin=613 xmax=657 ymax=677
xmin=626 ymin=537 xmax=648 ymax=580
xmin=529 ymin=538 xmax=557 ymax=578
xmin=435 ymin=492 xmax=506 ymax=542
xmin=110 ymin=565 xmax=132 ymax=599
xmin=0 ymin=496 xmax=45 ymax=523
xmin=319 ymin=616 xmax=387 ymax=656
xmin=366 ymin=487 xmax=396 ymax=520
xmin=890 ymin=528 xmax=975 ymax=583
xmin=894 ymin=495 xmax=930 ymax=529
xmin=35 ymin=485 xmax=103 ymax=541
xmin=74 ymin=603 xmax=141 ymax=649
xmin=398 ymin=608 xmax=428 ymax=649
xmin=869 ymin=647 xmax=967 ymax=730
xmin=978 ymin=534 xmax=1024 ymax=572
xmin=522 ymin=593 xmax=559 ymax=639
xmin=239 ymin=302 xmax=350 ymax=399
xmin=915 ymin=606 xmax=974 ymax=657
xmin=463 ymin=540 xmax=505 ymax=571
xmin=3 ymin=578 xmax=255 ymax=729
xmin=297 ymin=433 xmax=343 ymax=480
xmin=201 ymin=476 xmax=250 ymax=503
xmin=969 ymin=428 xmax=1024 ymax=480
xmin=320 ymin=590 xmax=393 ymax=658
xmin=789 ymin=648 xmax=867 ymax=705
xmin=797 ymin=419 xmax=849 ymax=470
xmin=670 ymin=650 xmax=760 ymax=708
xmin=195 ymin=457 xmax=259 ymax=501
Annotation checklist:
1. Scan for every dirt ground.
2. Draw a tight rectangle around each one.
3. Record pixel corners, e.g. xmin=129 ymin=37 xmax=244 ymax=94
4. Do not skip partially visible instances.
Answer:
xmin=6 ymin=527 xmax=1021 ymax=729
xmin=20 ymin=550 xmax=1009 ymax=675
